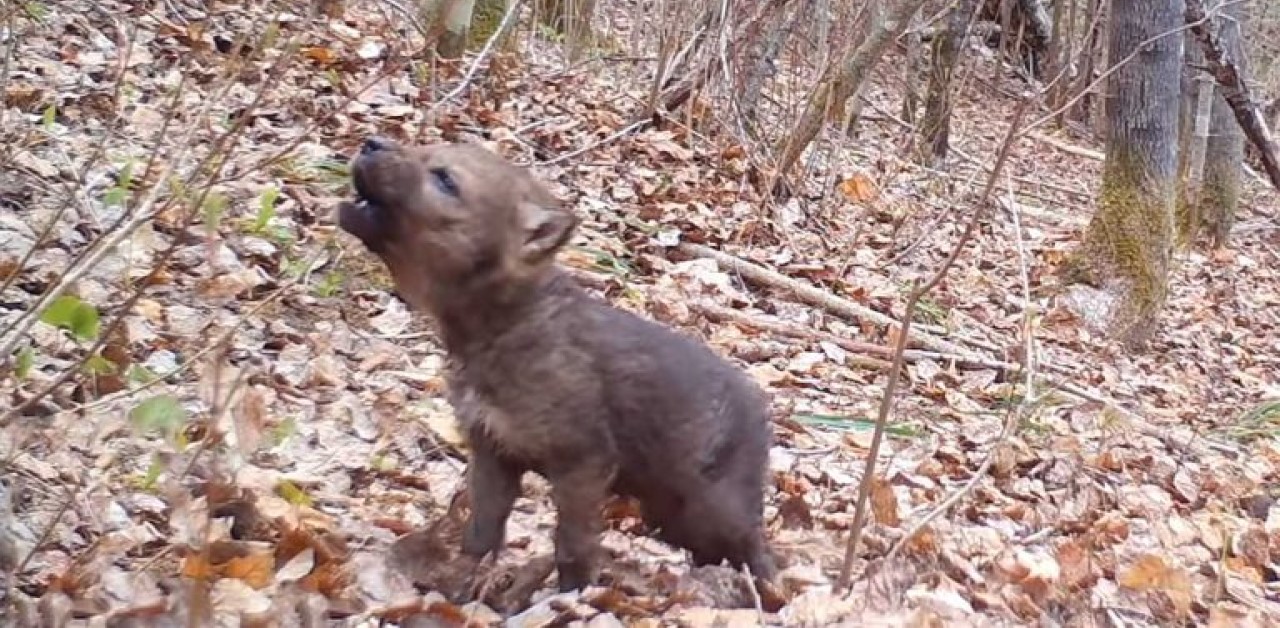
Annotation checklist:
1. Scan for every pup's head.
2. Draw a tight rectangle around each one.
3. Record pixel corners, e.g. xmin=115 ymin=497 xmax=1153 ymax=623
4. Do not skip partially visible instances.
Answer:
xmin=337 ymin=137 xmax=579 ymax=309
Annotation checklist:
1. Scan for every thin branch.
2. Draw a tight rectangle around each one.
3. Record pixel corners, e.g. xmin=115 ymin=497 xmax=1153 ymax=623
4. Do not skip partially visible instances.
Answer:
xmin=837 ymin=96 xmax=1032 ymax=592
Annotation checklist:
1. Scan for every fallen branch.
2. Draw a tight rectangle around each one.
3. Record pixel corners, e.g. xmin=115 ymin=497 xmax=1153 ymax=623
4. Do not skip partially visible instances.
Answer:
xmin=674 ymin=242 xmax=980 ymax=359
xmin=690 ymin=301 xmax=1034 ymax=374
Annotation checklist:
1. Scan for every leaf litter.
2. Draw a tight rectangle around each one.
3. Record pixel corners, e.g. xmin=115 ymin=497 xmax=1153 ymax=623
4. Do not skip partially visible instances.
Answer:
xmin=1 ymin=0 xmax=1279 ymax=626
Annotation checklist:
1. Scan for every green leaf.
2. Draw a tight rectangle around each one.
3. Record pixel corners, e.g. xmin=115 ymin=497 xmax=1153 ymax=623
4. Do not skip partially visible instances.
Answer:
xmin=39 ymin=295 xmax=100 ymax=341
xmin=40 ymin=295 xmax=81 ymax=328
xmin=83 ymin=354 xmax=116 ymax=375
xmin=41 ymin=103 xmax=56 ymax=128
xmin=792 ymin=413 xmax=922 ymax=438
xmin=103 ymin=186 xmax=128 ymax=207
xmin=129 ymin=395 xmax=187 ymax=435
xmin=118 ymin=160 xmax=135 ymax=188
xmin=126 ymin=364 xmax=159 ymax=385
xmin=14 ymin=347 xmax=34 ymax=379
xmin=253 ymin=186 xmax=279 ymax=232
xmin=277 ymin=480 xmax=312 ymax=507
xmin=141 ymin=454 xmax=164 ymax=490
xmin=69 ymin=302 xmax=100 ymax=341
xmin=270 ymin=416 xmax=297 ymax=446
xmin=203 ymin=191 xmax=228 ymax=234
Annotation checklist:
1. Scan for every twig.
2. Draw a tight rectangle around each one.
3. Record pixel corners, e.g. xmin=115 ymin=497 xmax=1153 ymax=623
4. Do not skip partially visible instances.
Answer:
xmin=538 ymin=119 xmax=649 ymax=166
xmin=883 ymin=160 xmax=1040 ymax=565
xmin=837 ymin=96 xmax=1032 ymax=592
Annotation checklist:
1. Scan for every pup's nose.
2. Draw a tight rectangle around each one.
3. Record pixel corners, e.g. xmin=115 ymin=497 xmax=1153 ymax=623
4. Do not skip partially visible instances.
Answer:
xmin=361 ymin=136 xmax=397 ymax=155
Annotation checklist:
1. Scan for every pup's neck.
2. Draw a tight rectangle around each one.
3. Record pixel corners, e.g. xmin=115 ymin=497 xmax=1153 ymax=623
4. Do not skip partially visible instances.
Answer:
xmin=428 ymin=267 xmax=581 ymax=355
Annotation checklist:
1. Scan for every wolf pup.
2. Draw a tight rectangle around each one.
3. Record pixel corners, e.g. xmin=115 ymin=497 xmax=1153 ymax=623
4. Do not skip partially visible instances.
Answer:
xmin=337 ymin=136 xmax=776 ymax=592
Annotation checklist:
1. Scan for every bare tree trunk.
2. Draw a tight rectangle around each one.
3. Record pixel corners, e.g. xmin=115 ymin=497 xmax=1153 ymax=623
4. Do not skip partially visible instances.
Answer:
xmin=1184 ymin=0 xmax=1280 ymax=192
xmin=534 ymin=0 xmax=598 ymax=60
xmin=438 ymin=0 xmax=476 ymax=59
xmin=1175 ymin=34 xmax=1209 ymax=246
xmin=1063 ymin=0 xmax=1182 ymax=350
xmin=918 ymin=0 xmax=978 ymax=168
xmin=900 ymin=10 xmax=924 ymax=125
xmin=1199 ymin=0 xmax=1247 ymax=247
xmin=1050 ymin=0 xmax=1079 ymax=126
xmin=739 ymin=2 xmax=796 ymax=125
xmin=1188 ymin=68 xmax=1215 ymax=208
xmin=1072 ymin=0 xmax=1105 ymax=127
xmin=775 ymin=0 xmax=926 ymax=179
xmin=842 ymin=2 xmax=886 ymax=137
xmin=1018 ymin=0 xmax=1052 ymax=77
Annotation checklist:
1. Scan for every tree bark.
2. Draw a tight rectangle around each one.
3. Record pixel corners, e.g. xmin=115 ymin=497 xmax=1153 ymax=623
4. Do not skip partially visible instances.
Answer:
xmin=918 ymin=0 xmax=978 ymax=168
xmin=842 ymin=2 xmax=887 ymax=137
xmin=1184 ymin=0 xmax=1280 ymax=192
xmin=774 ymin=0 xmax=926 ymax=179
xmin=739 ymin=0 xmax=798 ymax=126
xmin=1064 ymin=0 xmax=1182 ymax=350
xmin=534 ymin=0 xmax=597 ymax=60
xmin=1198 ymin=0 xmax=1247 ymax=247
xmin=437 ymin=0 xmax=476 ymax=59
xmin=900 ymin=10 xmax=924 ymax=125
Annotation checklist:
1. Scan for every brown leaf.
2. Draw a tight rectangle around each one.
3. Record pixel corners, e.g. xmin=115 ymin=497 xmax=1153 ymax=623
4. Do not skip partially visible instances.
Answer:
xmin=1117 ymin=554 xmax=1192 ymax=617
xmin=837 ymin=172 xmax=880 ymax=203
xmin=300 ymin=46 xmax=339 ymax=66
xmin=869 ymin=477 xmax=900 ymax=527
xmin=232 ymin=385 xmax=270 ymax=455
xmin=223 ymin=552 xmax=274 ymax=589
xmin=181 ymin=554 xmax=217 ymax=582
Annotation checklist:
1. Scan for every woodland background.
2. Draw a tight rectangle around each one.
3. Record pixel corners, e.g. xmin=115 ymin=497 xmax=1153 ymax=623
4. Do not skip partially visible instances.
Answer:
xmin=3 ymin=0 xmax=1280 ymax=625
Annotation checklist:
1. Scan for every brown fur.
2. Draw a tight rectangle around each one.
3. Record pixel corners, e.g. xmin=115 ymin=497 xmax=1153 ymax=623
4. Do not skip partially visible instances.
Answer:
xmin=338 ymin=137 xmax=776 ymax=593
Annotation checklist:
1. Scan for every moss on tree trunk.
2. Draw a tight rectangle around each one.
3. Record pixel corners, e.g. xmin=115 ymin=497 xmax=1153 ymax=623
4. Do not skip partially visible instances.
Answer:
xmin=1064 ymin=0 xmax=1181 ymax=349
xmin=1199 ymin=0 xmax=1247 ymax=248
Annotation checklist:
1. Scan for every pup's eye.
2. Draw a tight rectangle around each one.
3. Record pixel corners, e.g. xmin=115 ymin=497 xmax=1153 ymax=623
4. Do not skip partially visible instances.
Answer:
xmin=430 ymin=168 xmax=459 ymax=197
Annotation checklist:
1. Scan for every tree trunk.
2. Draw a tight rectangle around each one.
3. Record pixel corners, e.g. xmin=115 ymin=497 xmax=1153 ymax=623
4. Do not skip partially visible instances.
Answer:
xmin=900 ymin=10 xmax=924 ymax=125
xmin=1175 ymin=35 xmax=1211 ymax=246
xmin=774 ymin=0 xmax=926 ymax=179
xmin=437 ymin=0 xmax=476 ymax=59
xmin=1045 ymin=0 xmax=1068 ymax=115
xmin=1072 ymin=0 xmax=1105 ymax=128
xmin=1063 ymin=0 xmax=1182 ymax=350
xmin=1185 ymin=0 xmax=1280 ymax=192
xmin=1199 ymin=0 xmax=1247 ymax=248
xmin=918 ymin=0 xmax=978 ymax=168
xmin=842 ymin=2 xmax=887 ymax=137
xmin=739 ymin=0 xmax=796 ymax=126
xmin=534 ymin=0 xmax=597 ymax=60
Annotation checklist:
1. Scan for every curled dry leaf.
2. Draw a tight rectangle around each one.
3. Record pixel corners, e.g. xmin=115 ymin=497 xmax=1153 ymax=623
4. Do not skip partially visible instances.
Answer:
xmin=1117 ymin=553 xmax=1192 ymax=618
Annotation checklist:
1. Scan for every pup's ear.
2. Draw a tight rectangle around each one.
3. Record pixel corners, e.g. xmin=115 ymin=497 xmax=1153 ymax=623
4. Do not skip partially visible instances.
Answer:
xmin=518 ymin=198 xmax=579 ymax=262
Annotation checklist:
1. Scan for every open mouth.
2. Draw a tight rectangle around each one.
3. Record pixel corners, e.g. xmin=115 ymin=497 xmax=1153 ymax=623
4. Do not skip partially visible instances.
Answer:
xmin=337 ymin=189 xmax=389 ymax=253
xmin=337 ymin=138 xmax=402 ymax=254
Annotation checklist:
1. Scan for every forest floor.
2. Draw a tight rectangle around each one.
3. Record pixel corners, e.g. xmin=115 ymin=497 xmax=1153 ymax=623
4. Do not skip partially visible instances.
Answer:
xmin=3 ymin=1 xmax=1280 ymax=626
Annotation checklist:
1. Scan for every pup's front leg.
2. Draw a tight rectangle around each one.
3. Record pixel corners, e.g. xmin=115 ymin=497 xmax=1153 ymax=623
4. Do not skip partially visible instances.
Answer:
xmin=462 ymin=435 xmax=523 ymax=558
xmin=548 ymin=457 xmax=615 ymax=592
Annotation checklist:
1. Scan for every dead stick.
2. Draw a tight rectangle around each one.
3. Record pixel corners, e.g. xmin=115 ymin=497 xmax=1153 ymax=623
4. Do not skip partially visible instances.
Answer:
xmin=838 ymin=96 xmax=1032 ymax=592
xmin=674 ymin=242 xmax=979 ymax=359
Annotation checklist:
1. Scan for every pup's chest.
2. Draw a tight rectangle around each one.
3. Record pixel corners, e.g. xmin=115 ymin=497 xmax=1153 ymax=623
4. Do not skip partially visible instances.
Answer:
xmin=448 ymin=382 xmax=552 ymax=463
